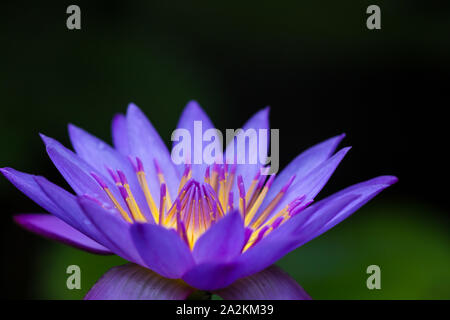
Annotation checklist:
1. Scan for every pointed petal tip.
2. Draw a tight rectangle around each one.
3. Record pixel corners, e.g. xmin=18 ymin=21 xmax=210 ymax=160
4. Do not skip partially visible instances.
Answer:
xmin=67 ymin=123 xmax=84 ymax=136
xmin=12 ymin=213 xmax=24 ymax=225
xmin=185 ymin=99 xmax=201 ymax=109
xmin=337 ymin=146 xmax=352 ymax=156
xmin=256 ymin=106 xmax=270 ymax=117
xmin=67 ymin=123 xmax=77 ymax=131
xmin=0 ymin=167 xmax=11 ymax=176
xmin=38 ymin=132 xmax=49 ymax=143
xmin=126 ymin=102 xmax=140 ymax=114
xmin=388 ymin=175 xmax=399 ymax=184
xmin=39 ymin=133 xmax=57 ymax=149
xmin=180 ymin=100 xmax=207 ymax=118
xmin=39 ymin=134 xmax=70 ymax=157
xmin=12 ymin=213 xmax=38 ymax=227
xmin=375 ymin=175 xmax=399 ymax=186
xmin=326 ymin=133 xmax=346 ymax=151
xmin=112 ymin=113 xmax=125 ymax=122
xmin=67 ymin=123 xmax=84 ymax=143
xmin=0 ymin=167 xmax=38 ymax=183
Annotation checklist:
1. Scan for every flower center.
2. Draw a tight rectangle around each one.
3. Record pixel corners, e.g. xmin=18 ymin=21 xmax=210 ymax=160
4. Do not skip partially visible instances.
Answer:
xmin=91 ymin=158 xmax=311 ymax=251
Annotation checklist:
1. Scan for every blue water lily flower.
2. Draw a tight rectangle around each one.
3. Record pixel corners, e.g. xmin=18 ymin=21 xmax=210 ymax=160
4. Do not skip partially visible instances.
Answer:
xmin=1 ymin=101 xmax=397 ymax=299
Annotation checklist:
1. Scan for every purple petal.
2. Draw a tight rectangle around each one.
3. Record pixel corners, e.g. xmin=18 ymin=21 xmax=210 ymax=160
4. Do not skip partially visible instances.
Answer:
xmin=1 ymin=167 xmax=61 ymax=216
xmin=225 ymin=107 xmax=270 ymax=190
xmin=237 ymin=195 xmax=358 ymax=278
xmin=68 ymin=124 xmax=151 ymax=220
xmin=215 ymin=265 xmax=311 ymax=300
xmin=192 ymin=210 xmax=245 ymax=264
xmin=293 ymin=147 xmax=351 ymax=200
xmin=182 ymin=262 xmax=241 ymax=291
xmin=264 ymin=133 xmax=345 ymax=202
xmin=258 ymin=147 xmax=351 ymax=223
xmin=34 ymin=176 xmax=114 ymax=249
xmin=130 ymin=222 xmax=194 ymax=279
xmin=237 ymin=176 xmax=397 ymax=278
xmin=77 ymin=195 xmax=143 ymax=265
xmin=172 ymin=100 xmax=221 ymax=180
xmin=111 ymin=114 xmax=130 ymax=155
xmin=14 ymin=214 xmax=111 ymax=255
xmin=40 ymin=134 xmax=126 ymax=209
xmin=126 ymin=103 xmax=179 ymax=201
xmin=68 ymin=123 xmax=120 ymax=172
xmin=85 ymin=263 xmax=194 ymax=300
xmin=298 ymin=175 xmax=399 ymax=244
xmin=0 ymin=167 xmax=111 ymax=250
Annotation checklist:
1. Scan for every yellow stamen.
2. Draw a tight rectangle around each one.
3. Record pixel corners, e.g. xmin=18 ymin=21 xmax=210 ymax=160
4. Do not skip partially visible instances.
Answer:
xmin=137 ymin=171 xmax=159 ymax=222
xmin=123 ymin=183 xmax=146 ymax=222
xmin=164 ymin=189 xmax=188 ymax=225
xmin=250 ymin=191 xmax=285 ymax=229
xmin=239 ymin=198 xmax=245 ymax=218
xmin=104 ymin=188 xmax=133 ymax=223
xmin=242 ymin=226 xmax=271 ymax=252
xmin=245 ymin=177 xmax=259 ymax=204
xmin=259 ymin=206 xmax=289 ymax=229
xmin=245 ymin=185 xmax=270 ymax=226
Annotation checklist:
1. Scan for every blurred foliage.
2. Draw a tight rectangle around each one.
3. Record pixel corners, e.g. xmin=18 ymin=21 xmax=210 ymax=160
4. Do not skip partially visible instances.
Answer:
xmin=31 ymin=200 xmax=449 ymax=299
xmin=279 ymin=201 xmax=450 ymax=299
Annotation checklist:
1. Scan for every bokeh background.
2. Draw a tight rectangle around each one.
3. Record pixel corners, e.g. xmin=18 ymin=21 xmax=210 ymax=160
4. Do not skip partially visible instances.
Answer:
xmin=1 ymin=1 xmax=449 ymax=299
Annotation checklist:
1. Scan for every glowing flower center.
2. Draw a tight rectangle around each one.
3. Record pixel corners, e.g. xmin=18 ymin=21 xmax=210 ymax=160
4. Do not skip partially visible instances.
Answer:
xmin=91 ymin=158 xmax=311 ymax=251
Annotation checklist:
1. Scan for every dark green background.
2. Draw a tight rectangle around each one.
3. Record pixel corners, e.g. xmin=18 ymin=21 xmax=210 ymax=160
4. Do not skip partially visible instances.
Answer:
xmin=1 ymin=1 xmax=449 ymax=299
